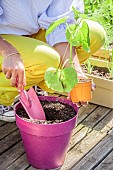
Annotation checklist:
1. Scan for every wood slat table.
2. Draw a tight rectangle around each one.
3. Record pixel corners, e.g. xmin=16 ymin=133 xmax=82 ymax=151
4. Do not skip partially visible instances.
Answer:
xmin=0 ymin=103 xmax=113 ymax=170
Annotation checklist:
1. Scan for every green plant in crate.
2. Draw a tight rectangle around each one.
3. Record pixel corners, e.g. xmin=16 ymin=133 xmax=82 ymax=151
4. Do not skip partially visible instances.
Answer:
xmin=107 ymin=49 xmax=113 ymax=78
xmin=84 ymin=58 xmax=94 ymax=74
xmin=109 ymin=49 xmax=113 ymax=62
xmin=44 ymin=7 xmax=90 ymax=93
xmin=108 ymin=64 xmax=113 ymax=79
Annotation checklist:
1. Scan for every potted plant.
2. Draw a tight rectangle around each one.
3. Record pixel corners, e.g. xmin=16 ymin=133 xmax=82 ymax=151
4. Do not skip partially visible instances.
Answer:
xmin=82 ymin=49 xmax=113 ymax=108
xmin=15 ymin=95 xmax=78 ymax=169
xmin=70 ymin=78 xmax=92 ymax=103
xmin=44 ymin=7 xmax=92 ymax=103
xmin=15 ymin=7 xmax=92 ymax=169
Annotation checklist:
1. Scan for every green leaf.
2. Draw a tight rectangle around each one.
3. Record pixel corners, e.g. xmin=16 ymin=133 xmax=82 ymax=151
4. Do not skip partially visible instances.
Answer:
xmin=45 ymin=17 xmax=68 ymax=37
xmin=66 ymin=24 xmax=75 ymax=39
xmin=80 ymin=21 xmax=90 ymax=52
xmin=66 ymin=24 xmax=81 ymax=46
xmin=72 ymin=6 xmax=81 ymax=20
xmin=80 ymin=13 xmax=89 ymax=19
xmin=66 ymin=21 xmax=90 ymax=51
xmin=44 ymin=67 xmax=64 ymax=92
xmin=44 ymin=67 xmax=78 ymax=93
xmin=61 ymin=66 xmax=78 ymax=92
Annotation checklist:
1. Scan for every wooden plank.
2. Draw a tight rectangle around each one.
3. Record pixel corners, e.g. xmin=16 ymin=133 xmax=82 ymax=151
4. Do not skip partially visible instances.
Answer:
xmin=0 ymin=129 xmax=21 ymax=154
xmin=0 ymin=122 xmax=17 ymax=140
xmin=94 ymin=151 xmax=113 ymax=170
xmin=27 ymin=166 xmax=61 ymax=170
xmin=0 ymin=141 xmax=25 ymax=170
xmin=60 ymin=109 xmax=113 ymax=170
xmin=70 ymin=106 xmax=111 ymax=149
xmin=94 ymin=112 xmax=113 ymax=134
xmin=0 ymin=120 xmax=7 ymax=127
xmin=61 ymin=132 xmax=106 ymax=170
xmin=81 ymin=106 xmax=111 ymax=128
xmin=77 ymin=103 xmax=98 ymax=124
xmin=72 ymin=134 xmax=113 ymax=170
xmin=6 ymin=153 xmax=29 ymax=170
xmin=27 ymin=167 xmax=39 ymax=170
xmin=71 ymin=104 xmax=98 ymax=136
xmin=70 ymin=125 xmax=91 ymax=149
xmin=108 ymin=127 xmax=113 ymax=136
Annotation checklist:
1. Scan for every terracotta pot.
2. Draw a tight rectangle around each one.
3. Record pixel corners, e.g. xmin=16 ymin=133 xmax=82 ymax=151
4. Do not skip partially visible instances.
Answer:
xmin=70 ymin=78 xmax=92 ymax=102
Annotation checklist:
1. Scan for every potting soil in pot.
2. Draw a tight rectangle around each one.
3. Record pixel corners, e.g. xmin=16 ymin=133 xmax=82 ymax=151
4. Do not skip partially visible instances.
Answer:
xmin=16 ymin=100 xmax=76 ymax=124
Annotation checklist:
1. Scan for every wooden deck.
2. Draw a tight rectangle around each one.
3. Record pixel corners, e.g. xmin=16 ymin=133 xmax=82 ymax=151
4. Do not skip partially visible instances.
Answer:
xmin=0 ymin=103 xmax=113 ymax=170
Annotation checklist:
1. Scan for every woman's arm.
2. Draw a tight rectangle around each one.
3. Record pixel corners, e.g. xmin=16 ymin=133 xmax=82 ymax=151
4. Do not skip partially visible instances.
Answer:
xmin=53 ymin=42 xmax=87 ymax=79
xmin=0 ymin=36 xmax=25 ymax=90
xmin=0 ymin=36 xmax=17 ymax=56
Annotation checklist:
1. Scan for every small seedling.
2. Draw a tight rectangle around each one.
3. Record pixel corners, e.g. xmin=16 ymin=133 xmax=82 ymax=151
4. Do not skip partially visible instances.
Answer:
xmin=107 ymin=61 xmax=113 ymax=78
xmin=84 ymin=58 xmax=94 ymax=74
xmin=109 ymin=49 xmax=113 ymax=62
xmin=44 ymin=7 xmax=90 ymax=93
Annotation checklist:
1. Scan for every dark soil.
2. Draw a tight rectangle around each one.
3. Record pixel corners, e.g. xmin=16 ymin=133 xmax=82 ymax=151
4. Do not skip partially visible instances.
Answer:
xmin=16 ymin=100 xmax=77 ymax=124
xmin=82 ymin=42 xmax=113 ymax=80
xmin=79 ymin=78 xmax=92 ymax=82
xmin=82 ymin=64 xmax=113 ymax=80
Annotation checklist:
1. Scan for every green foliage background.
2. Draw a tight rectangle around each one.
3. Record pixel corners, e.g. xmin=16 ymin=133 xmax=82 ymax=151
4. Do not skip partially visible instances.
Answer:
xmin=84 ymin=0 xmax=113 ymax=46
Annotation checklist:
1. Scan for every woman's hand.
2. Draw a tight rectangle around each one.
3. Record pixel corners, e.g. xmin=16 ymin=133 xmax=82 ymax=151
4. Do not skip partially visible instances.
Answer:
xmin=2 ymin=53 xmax=26 ymax=91
xmin=0 ymin=36 xmax=26 ymax=91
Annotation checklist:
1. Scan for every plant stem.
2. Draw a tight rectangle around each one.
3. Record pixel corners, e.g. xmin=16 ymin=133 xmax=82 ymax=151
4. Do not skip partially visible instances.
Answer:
xmin=69 ymin=43 xmax=73 ymax=66
xmin=58 ymin=43 xmax=69 ymax=69
xmin=62 ymin=59 xmax=69 ymax=69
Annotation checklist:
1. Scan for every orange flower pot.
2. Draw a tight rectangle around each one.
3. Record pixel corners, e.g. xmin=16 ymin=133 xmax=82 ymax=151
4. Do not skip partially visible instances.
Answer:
xmin=70 ymin=78 xmax=92 ymax=103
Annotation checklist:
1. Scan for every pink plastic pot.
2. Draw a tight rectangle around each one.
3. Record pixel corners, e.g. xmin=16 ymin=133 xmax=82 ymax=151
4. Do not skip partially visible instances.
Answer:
xmin=15 ymin=96 xmax=78 ymax=169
